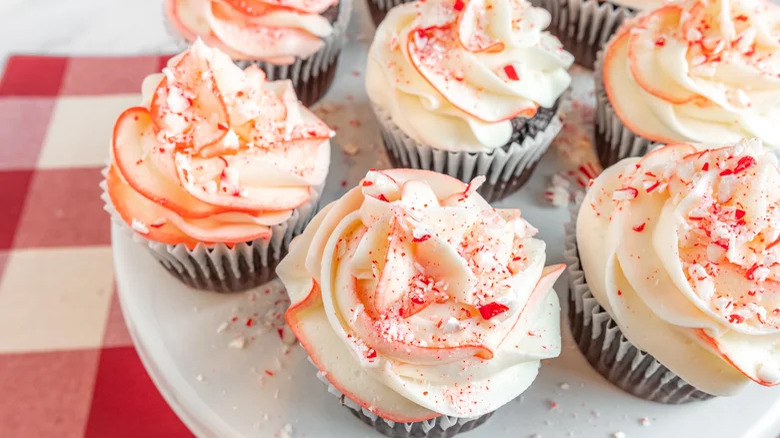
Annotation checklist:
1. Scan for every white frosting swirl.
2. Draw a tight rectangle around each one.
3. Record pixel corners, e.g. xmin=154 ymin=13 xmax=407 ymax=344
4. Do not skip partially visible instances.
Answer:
xmin=165 ymin=0 xmax=338 ymax=65
xmin=603 ymin=0 xmax=780 ymax=150
xmin=106 ymin=40 xmax=332 ymax=247
xmin=577 ymin=139 xmax=780 ymax=394
xmin=366 ymin=0 xmax=573 ymax=152
xmin=279 ymin=169 xmax=563 ymax=421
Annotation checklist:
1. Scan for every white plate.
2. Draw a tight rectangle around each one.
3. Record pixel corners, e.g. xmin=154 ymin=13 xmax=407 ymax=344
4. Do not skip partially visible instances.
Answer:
xmin=112 ymin=5 xmax=780 ymax=436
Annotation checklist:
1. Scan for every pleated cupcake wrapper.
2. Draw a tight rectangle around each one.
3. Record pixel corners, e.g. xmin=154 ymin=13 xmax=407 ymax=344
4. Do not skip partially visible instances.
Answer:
xmin=367 ymin=0 xmax=412 ymax=26
xmin=100 ymin=168 xmax=322 ymax=293
xmin=593 ymin=47 xmax=655 ymax=167
xmin=372 ymin=100 xmax=564 ymax=203
xmin=542 ymin=0 xmax=636 ymax=68
xmin=165 ymin=0 xmax=352 ymax=106
xmin=563 ymin=202 xmax=716 ymax=404
xmin=313 ymin=368 xmax=492 ymax=438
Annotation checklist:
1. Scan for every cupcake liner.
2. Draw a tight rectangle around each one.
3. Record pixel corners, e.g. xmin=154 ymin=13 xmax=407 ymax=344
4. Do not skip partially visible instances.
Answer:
xmin=166 ymin=0 xmax=352 ymax=106
xmin=593 ymin=48 xmax=654 ymax=167
xmin=367 ymin=0 xmax=412 ymax=26
xmin=101 ymin=169 xmax=322 ymax=293
xmin=373 ymin=97 xmax=566 ymax=203
xmin=314 ymin=370 xmax=492 ymax=438
xmin=541 ymin=0 xmax=636 ymax=69
xmin=563 ymin=204 xmax=716 ymax=404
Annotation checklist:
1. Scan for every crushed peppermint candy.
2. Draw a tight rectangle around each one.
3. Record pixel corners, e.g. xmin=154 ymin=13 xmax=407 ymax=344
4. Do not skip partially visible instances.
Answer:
xmin=278 ymin=423 xmax=293 ymax=438
xmin=131 ymin=218 xmax=150 ymax=234
xmin=228 ymin=336 xmax=247 ymax=349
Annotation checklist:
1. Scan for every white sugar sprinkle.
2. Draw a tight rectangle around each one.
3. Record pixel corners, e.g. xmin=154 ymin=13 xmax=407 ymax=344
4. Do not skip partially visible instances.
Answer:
xmin=341 ymin=142 xmax=359 ymax=156
xmin=278 ymin=424 xmax=293 ymax=438
xmin=228 ymin=336 xmax=246 ymax=349
xmin=131 ymin=218 xmax=150 ymax=234
xmin=216 ymin=322 xmax=229 ymax=333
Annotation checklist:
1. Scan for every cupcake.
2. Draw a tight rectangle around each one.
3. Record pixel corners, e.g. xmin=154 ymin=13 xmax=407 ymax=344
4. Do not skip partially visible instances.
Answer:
xmin=103 ymin=40 xmax=333 ymax=293
xmin=366 ymin=0 xmax=574 ymax=202
xmin=164 ymin=0 xmax=352 ymax=105
xmin=539 ymin=0 xmax=665 ymax=68
xmin=566 ymin=139 xmax=780 ymax=404
xmin=279 ymin=169 xmax=565 ymax=437
xmin=595 ymin=0 xmax=780 ymax=167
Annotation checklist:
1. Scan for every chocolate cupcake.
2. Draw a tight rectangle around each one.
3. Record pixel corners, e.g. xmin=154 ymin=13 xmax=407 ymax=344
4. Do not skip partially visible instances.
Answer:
xmin=366 ymin=0 xmax=573 ymax=202
xmin=594 ymin=0 xmax=780 ymax=167
xmin=566 ymin=139 xmax=780 ymax=403
xmin=164 ymin=0 xmax=352 ymax=106
xmin=103 ymin=41 xmax=333 ymax=293
xmin=279 ymin=169 xmax=565 ymax=437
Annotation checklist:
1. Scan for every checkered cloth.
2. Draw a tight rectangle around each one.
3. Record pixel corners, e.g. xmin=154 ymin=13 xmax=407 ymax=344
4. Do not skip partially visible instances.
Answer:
xmin=0 ymin=55 xmax=194 ymax=437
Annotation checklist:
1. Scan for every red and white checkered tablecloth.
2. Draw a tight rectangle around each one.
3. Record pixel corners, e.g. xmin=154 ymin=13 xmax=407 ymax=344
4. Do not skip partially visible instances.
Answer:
xmin=0 ymin=55 xmax=195 ymax=438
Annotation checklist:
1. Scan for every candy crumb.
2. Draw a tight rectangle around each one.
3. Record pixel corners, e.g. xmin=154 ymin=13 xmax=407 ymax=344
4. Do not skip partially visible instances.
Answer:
xmin=341 ymin=142 xmax=359 ymax=156
xmin=228 ymin=336 xmax=246 ymax=349
xmin=278 ymin=423 xmax=293 ymax=438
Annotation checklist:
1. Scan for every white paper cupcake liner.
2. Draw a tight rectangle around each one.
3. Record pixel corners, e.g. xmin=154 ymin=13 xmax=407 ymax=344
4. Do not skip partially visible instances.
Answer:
xmin=314 ymin=369 xmax=492 ymax=438
xmin=563 ymin=203 xmax=715 ymax=404
xmin=166 ymin=0 xmax=352 ymax=106
xmin=367 ymin=0 xmax=412 ymax=26
xmin=593 ymin=48 xmax=655 ymax=167
xmin=541 ymin=0 xmax=636 ymax=68
xmin=373 ymin=100 xmax=565 ymax=202
xmin=101 ymin=168 xmax=322 ymax=293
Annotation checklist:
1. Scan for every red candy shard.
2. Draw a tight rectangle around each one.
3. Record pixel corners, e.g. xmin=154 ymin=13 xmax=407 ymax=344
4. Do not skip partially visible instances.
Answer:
xmin=733 ymin=156 xmax=756 ymax=174
xmin=477 ymin=302 xmax=510 ymax=320
xmin=728 ymin=314 xmax=744 ymax=324
xmin=503 ymin=65 xmax=519 ymax=81
xmin=413 ymin=234 xmax=431 ymax=243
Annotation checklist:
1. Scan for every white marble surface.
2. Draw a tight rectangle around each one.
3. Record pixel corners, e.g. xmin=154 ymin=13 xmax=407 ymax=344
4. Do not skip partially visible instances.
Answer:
xmin=0 ymin=0 xmax=178 ymax=70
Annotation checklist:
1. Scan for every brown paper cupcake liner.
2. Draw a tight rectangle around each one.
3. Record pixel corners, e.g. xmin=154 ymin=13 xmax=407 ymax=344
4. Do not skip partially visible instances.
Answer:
xmin=541 ymin=0 xmax=636 ymax=69
xmin=166 ymin=0 xmax=351 ymax=106
xmin=593 ymin=47 xmax=655 ymax=167
xmin=315 ymin=370 xmax=492 ymax=438
xmin=373 ymin=97 xmax=566 ymax=203
xmin=101 ymin=170 xmax=322 ymax=293
xmin=367 ymin=0 xmax=413 ymax=26
xmin=563 ymin=206 xmax=716 ymax=404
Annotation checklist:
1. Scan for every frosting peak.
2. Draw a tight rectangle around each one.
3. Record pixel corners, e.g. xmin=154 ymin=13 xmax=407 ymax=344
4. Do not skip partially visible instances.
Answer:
xmin=366 ymin=0 xmax=572 ymax=152
xmin=281 ymin=169 xmax=563 ymax=421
